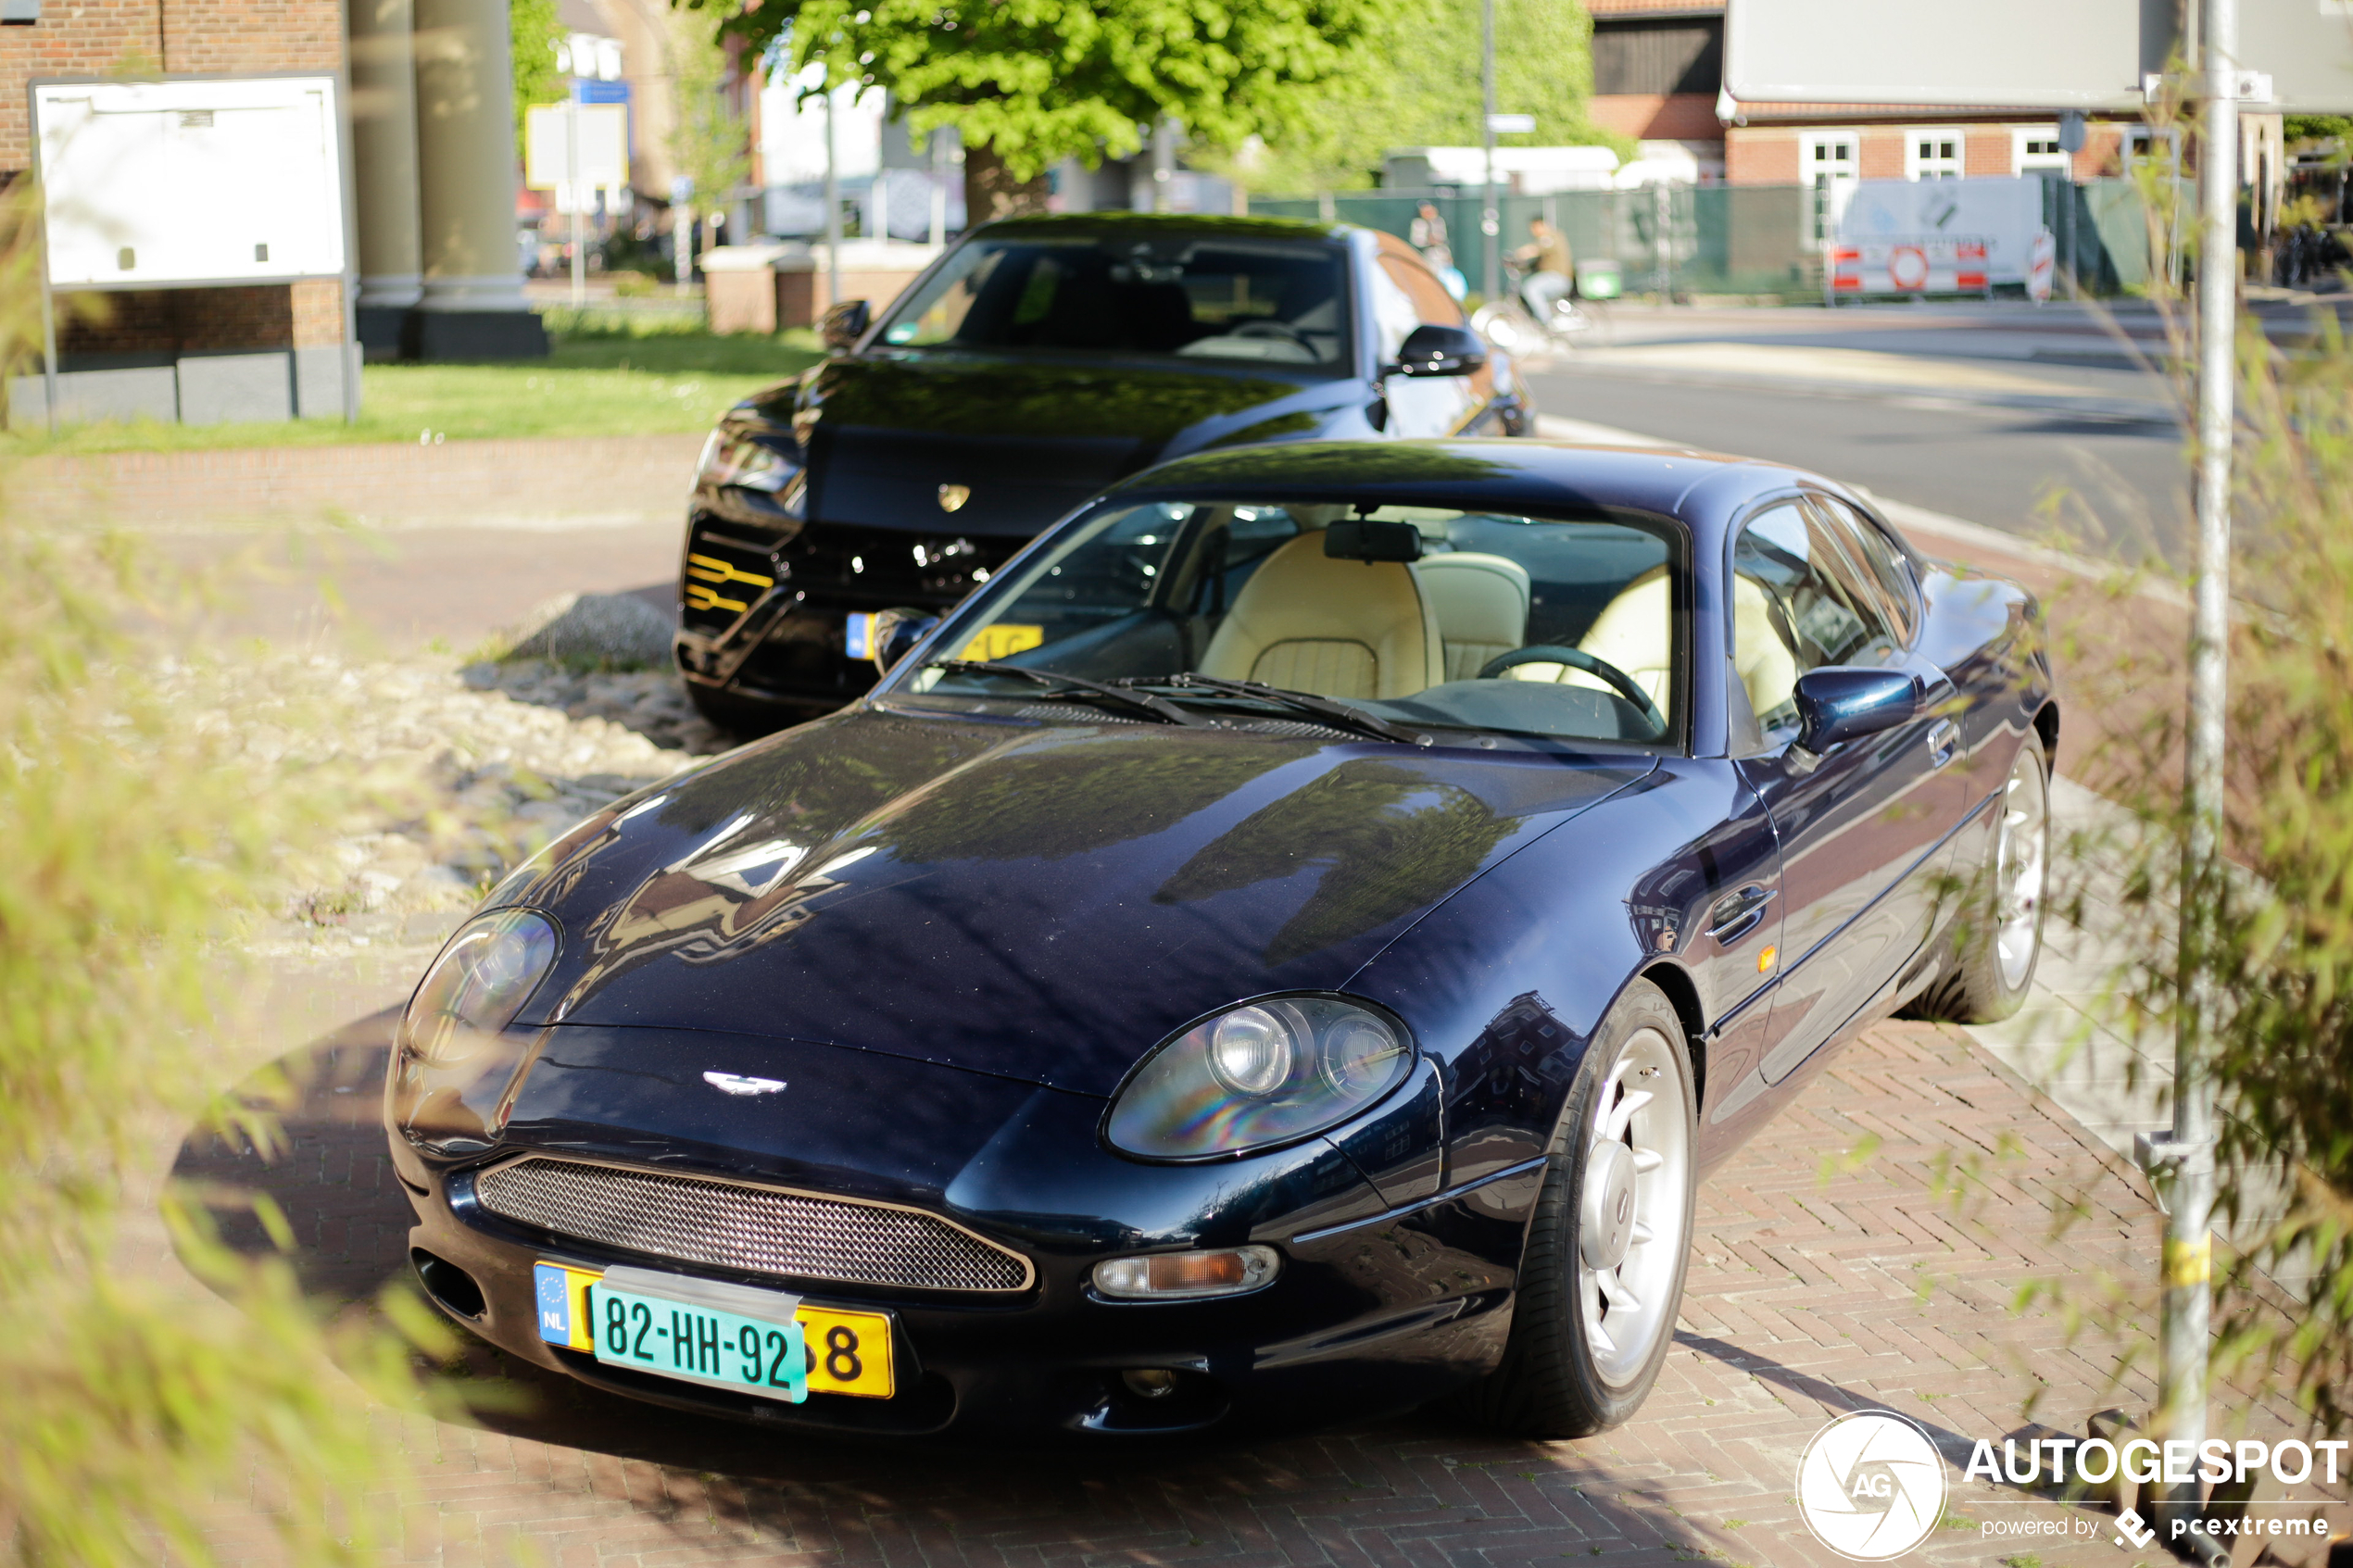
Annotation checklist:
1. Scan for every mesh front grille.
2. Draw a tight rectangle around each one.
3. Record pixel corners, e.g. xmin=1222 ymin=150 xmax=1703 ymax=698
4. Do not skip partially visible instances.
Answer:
xmin=474 ymin=1157 xmax=1031 ymax=1293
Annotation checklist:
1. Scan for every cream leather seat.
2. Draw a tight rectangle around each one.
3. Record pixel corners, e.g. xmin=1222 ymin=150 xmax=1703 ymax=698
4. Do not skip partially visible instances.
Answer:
xmin=1507 ymin=567 xmax=1796 ymax=724
xmin=1415 ymin=553 xmax=1531 ymax=683
xmin=1201 ymin=532 xmax=1444 ymax=699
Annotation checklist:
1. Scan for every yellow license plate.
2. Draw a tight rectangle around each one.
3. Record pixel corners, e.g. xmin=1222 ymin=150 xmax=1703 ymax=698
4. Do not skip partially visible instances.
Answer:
xmin=535 ymin=1262 xmax=894 ymax=1399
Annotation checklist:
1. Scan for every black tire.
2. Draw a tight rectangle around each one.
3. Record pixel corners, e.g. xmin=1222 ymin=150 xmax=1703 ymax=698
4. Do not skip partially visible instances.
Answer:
xmin=1453 ymin=978 xmax=1698 ymax=1438
xmin=1916 ymin=730 xmax=2050 ymax=1024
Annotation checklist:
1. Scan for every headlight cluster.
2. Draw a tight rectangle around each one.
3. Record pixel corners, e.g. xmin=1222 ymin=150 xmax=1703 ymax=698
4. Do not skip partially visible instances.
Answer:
xmin=397 ymin=909 xmax=561 ymax=1065
xmin=1106 ymin=996 xmax=1413 ymax=1160
xmin=695 ymin=429 xmax=797 ymax=494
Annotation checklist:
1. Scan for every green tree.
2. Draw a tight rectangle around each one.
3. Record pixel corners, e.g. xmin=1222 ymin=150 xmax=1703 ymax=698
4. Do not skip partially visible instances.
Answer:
xmin=667 ymin=8 xmax=753 ymax=270
xmin=699 ymin=0 xmax=1395 ymax=221
xmin=512 ymin=0 xmax=568 ymax=144
xmin=1211 ymin=0 xmax=1620 ymax=193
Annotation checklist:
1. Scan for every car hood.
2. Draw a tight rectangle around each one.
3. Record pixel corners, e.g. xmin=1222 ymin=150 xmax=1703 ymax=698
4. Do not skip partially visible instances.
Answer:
xmin=510 ymin=708 xmax=1649 ymax=1097
xmin=760 ymin=355 xmax=1357 ymax=537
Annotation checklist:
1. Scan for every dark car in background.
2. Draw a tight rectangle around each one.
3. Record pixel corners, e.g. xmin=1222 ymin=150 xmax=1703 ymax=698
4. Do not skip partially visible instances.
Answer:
xmin=674 ymin=213 xmax=1529 ymax=730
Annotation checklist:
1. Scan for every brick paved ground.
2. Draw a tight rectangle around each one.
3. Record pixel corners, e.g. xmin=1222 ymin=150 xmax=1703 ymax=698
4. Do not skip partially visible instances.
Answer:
xmin=173 ymin=997 xmax=2350 ymax=1568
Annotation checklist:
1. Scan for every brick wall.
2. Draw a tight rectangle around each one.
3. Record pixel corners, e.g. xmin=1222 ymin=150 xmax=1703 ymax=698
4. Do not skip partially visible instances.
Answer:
xmin=1590 ymin=93 xmax=1726 ymax=144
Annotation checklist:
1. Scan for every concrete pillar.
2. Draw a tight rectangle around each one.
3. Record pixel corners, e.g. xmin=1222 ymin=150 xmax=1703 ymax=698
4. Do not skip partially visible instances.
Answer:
xmin=348 ymin=0 xmax=423 ymax=357
xmin=411 ymin=0 xmax=547 ymax=357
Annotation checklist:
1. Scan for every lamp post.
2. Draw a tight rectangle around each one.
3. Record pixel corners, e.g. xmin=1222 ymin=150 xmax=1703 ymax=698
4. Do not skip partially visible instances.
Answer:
xmin=1479 ymin=0 xmax=1499 ymax=305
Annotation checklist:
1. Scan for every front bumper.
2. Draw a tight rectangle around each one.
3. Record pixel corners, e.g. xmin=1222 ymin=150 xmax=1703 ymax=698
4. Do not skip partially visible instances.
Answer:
xmin=392 ymin=1139 xmax=1540 ymax=1440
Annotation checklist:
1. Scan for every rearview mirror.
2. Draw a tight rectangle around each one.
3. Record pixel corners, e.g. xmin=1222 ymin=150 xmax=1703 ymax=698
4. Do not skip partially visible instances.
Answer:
xmin=1391 ymin=323 xmax=1488 ymax=378
xmin=1324 ymin=519 xmax=1424 ymax=562
xmin=867 ymin=606 xmax=937 ymax=674
xmin=1793 ymin=667 xmax=1917 ymax=756
xmin=821 ymin=299 xmax=872 ymax=353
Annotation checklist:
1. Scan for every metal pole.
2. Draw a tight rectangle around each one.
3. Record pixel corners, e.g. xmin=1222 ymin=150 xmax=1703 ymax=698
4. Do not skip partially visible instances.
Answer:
xmin=2158 ymin=0 xmax=2239 ymax=1537
xmin=38 ymin=242 xmax=58 ymax=438
xmin=1480 ymin=0 xmax=1499 ymax=305
xmin=1151 ymin=117 xmax=1175 ymax=214
xmin=567 ymin=93 xmax=585 ymax=310
xmin=929 ymin=129 xmax=948 ymax=246
xmin=824 ymin=80 xmax=842 ymax=313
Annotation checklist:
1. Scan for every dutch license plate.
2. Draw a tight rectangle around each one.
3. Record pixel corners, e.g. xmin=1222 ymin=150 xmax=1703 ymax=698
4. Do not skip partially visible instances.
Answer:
xmin=846 ymin=615 xmax=1045 ymax=663
xmin=534 ymin=1261 xmax=894 ymax=1401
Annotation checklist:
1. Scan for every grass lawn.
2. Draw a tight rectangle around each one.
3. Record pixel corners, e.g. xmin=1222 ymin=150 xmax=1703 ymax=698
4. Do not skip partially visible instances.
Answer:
xmin=6 ymin=318 xmax=826 ymax=457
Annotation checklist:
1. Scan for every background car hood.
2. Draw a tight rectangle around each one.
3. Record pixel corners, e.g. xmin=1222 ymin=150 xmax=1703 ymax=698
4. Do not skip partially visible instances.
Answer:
xmin=766 ymin=356 xmax=1354 ymax=537
xmin=517 ymin=709 xmax=1648 ymax=1096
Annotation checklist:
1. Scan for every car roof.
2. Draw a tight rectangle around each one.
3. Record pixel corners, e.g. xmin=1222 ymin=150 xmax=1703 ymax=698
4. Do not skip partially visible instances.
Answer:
xmin=971 ymin=212 xmax=1349 ymax=245
xmin=1105 ymin=438 xmax=1828 ymax=548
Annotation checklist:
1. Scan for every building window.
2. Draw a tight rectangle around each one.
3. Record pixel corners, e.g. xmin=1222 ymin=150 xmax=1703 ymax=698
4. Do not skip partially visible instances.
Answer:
xmin=1904 ymin=128 xmax=1966 ymax=181
xmin=2014 ymin=127 xmax=2070 ymax=176
xmin=1591 ymin=19 xmax=1724 ymax=97
xmin=1799 ymin=132 xmax=1858 ymax=248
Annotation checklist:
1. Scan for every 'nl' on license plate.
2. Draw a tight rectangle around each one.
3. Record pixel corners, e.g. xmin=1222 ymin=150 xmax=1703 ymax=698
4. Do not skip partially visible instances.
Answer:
xmin=535 ymin=1262 xmax=894 ymax=1401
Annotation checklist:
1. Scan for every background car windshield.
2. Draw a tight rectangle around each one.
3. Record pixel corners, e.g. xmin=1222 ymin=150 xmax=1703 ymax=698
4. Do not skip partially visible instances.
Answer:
xmin=907 ymin=499 xmax=1681 ymax=745
xmin=876 ymin=237 xmax=1349 ymax=367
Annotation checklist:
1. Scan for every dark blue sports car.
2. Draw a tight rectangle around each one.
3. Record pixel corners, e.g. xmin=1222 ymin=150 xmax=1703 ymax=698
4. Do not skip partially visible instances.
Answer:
xmin=388 ymin=439 xmax=2054 ymax=1440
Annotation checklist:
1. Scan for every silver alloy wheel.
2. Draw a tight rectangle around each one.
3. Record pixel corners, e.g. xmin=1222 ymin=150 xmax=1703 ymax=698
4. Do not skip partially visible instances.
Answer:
xmin=1577 ymin=1025 xmax=1692 ymax=1386
xmin=1993 ymin=746 xmax=2050 ymax=991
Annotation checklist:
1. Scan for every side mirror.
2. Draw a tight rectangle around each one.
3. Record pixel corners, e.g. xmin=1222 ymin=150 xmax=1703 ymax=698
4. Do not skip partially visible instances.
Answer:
xmin=868 ymin=607 xmax=937 ymax=674
xmin=821 ymin=299 xmax=872 ymax=353
xmin=1391 ymin=323 xmax=1489 ymax=378
xmin=1793 ymin=667 xmax=1917 ymax=757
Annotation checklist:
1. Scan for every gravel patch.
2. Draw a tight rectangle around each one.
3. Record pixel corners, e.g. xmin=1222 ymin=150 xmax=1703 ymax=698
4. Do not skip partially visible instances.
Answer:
xmin=193 ymin=653 xmax=739 ymax=958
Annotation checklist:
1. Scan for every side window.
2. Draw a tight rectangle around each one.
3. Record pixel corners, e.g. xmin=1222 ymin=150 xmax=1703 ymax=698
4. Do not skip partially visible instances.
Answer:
xmin=1731 ymin=501 xmax=1902 ymax=737
xmin=1365 ymin=258 xmax=1423 ymax=362
xmin=1377 ymin=250 xmax=1467 ymax=328
xmin=1808 ymin=495 xmax=1919 ymax=642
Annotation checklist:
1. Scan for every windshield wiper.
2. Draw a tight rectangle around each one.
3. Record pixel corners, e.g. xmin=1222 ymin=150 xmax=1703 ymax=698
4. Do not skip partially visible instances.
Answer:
xmin=925 ymin=659 xmax=1205 ymax=727
xmin=1127 ymin=672 xmax=1430 ymax=746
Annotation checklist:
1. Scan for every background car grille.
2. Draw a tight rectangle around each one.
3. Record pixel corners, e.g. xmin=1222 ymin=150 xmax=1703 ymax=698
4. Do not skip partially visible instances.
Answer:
xmin=473 ymin=1157 xmax=1032 ymax=1292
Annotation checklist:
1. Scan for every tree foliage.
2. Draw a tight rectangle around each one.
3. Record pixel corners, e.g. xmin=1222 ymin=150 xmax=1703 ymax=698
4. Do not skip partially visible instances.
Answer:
xmin=667 ymin=8 xmax=753 ymax=227
xmin=1208 ymin=0 xmax=1618 ymax=193
xmin=702 ymin=0 xmax=1395 ymax=188
xmin=511 ymin=0 xmax=568 ymax=144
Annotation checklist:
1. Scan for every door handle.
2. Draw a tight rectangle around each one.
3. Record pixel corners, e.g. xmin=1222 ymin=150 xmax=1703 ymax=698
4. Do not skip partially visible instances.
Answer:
xmin=1926 ymin=719 xmax=1958 ymax=769
xmin=1706 ymin=884 xmax=1776 ymax=945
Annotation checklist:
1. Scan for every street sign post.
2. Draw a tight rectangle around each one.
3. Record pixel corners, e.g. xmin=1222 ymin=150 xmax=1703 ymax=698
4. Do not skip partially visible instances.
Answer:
xmin=524 ymin=100 xmax=628 ymax=310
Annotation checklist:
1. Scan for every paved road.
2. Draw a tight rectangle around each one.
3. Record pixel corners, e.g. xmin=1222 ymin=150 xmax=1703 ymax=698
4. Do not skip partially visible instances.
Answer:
xmin=1521 ymin=303 xmax=2194 ymax=565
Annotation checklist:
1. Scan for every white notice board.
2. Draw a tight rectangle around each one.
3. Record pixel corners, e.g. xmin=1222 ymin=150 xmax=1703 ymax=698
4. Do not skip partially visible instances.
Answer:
xmin=524 ymin=103 xmax=630 ymax=191
xmin=32 ymin=75 xmax=346 ymax=289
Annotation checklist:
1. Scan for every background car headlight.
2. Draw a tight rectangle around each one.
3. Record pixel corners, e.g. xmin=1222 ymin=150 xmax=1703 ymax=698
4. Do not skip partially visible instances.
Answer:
xmin=1106 ymin=996 xmax=1413 ymax=1160
xmin=695 ymin=430 xmax=797 ymax=494
xmin=396 ymin=909 xmax=560 ymax=1066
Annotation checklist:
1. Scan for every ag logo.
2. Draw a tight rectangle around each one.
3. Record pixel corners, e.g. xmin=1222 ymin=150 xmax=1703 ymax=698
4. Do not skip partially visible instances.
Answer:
xmin=1795 ymin=1409 xmax=1947 ymax=1561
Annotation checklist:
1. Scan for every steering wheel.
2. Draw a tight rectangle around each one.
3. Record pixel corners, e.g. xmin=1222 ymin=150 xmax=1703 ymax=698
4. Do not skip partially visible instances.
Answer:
xmin=1477 ymin=646 xmax=1667 ymax=735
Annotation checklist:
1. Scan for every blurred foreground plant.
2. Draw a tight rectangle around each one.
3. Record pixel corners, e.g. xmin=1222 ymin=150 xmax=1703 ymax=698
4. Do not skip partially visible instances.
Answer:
xmin=0 ymin=189 xmax=440 ymax=1562
xmin=2079 ymin=307 xmax=2353 ymax=1436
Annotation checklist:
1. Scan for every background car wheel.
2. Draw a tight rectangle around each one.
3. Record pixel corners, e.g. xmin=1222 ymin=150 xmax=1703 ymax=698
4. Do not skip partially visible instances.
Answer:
xmin=1453 ymin=979 xmax=1697 ymax=1438
xmin=1935 ymin=731 xmax=2051 ymax=1023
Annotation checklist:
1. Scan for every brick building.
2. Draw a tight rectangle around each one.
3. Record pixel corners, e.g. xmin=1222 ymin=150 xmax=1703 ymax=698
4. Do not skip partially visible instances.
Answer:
xmin=0 ymin=0 xmax=535 ymax=426
xmin=1588 ymin=0 xmax=2141 ymax=245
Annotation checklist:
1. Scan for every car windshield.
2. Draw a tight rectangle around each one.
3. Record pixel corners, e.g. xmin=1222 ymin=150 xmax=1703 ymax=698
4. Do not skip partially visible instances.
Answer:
xmin=898 ymin=498 xmax=1684 ymax=746
xmin=874 ymin=234 xmax=1350 ymax=368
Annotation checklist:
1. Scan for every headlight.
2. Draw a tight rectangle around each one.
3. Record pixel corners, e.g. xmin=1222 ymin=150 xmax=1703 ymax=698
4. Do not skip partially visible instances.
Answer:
xmin=1105 ymin=996 xmax=1413 ymax=1160
xmin=695 ymin=429 xmax=797 ymax=494
xmin=1093 ymin=1246 xmax=1280 ymax=1300
xmin=397 ymin=909 xmax=560 ymax=1065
